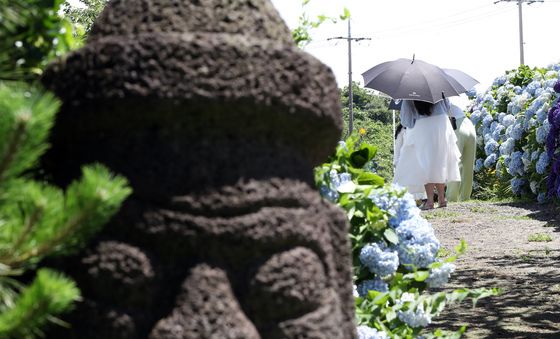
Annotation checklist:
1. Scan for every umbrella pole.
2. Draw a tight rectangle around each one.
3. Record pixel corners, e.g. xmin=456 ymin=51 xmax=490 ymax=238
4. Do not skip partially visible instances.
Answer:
xmin=347 ymin=19 xmax=354 ymax=136
xmin=392 ymin=109 xmax=396 ymax=168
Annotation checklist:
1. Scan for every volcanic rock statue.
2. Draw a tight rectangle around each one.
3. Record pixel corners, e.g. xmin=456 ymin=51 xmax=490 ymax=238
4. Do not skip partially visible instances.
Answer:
xmin=41 ymin=0 xmax=356 ymax=338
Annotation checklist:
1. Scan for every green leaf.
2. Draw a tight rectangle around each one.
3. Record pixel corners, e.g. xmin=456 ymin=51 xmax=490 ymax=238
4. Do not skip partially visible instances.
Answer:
xmin=383 ymin=228 xmax=399 ymax=245
xmin=413 ymin=271 xmax=430 ymax=282
xmin=356 ymin=172 xmax=385 ymax=187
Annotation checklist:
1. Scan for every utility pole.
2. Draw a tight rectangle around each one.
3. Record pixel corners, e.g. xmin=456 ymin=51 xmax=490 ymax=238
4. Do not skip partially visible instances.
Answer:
xmin=328 ymin=19 xmax=371 ymax=136
xmin=494 ymin=0 xmax=544 ymax=65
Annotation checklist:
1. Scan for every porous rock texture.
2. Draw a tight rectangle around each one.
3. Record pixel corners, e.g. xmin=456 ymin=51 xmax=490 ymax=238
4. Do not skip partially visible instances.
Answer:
xmin=41 ymin=0 xmax=356 ymax=338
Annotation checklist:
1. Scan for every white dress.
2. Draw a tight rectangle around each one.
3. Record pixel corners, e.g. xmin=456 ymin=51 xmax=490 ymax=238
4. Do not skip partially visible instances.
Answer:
xmin=393 ymin=99 xmax=461 ymax=198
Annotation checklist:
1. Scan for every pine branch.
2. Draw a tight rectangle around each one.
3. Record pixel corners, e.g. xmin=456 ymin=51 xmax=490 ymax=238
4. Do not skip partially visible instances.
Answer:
xmin=9 ymin=207 xmax=43 ymax=256
xmin=3 ymin=206 xmax=93 ymax=268
xmin=0 ymin=119 xmax=26 ymax=185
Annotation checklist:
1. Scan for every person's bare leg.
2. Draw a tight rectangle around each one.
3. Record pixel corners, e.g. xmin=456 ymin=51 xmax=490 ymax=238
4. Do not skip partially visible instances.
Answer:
xmin=423 ymin=183 xmax=435 ymax=209
xmin=435 ymin=183 xmax=447 ymax=207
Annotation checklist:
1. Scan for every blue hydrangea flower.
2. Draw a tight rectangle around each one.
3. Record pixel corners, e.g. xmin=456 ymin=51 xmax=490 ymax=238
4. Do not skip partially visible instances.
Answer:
xmin=536 ymin=152 xmax=550 ymax=174
xmin=508 ymin=151 xmax=524 ymax=176
xmin=536 ymin=120 xmax=551 ymax=144
xmin=474 ymin=158 xmax=484 ymax=172
xmin=493 ymin=75 xmax=507 ymax=86
xmin=319 ymin=185 xmax=339 ymax=202
xmin=357 ymin=326 xmax=388 ymax=339
xmin=499 ymin=138 xmax=515 ymax=156
xmin=466 ymin=88 xmax=477 ymax=98
xmin=398 ymin=304 xmax=432 ymax=328
xmin=359 ymin=243 xmax=399 ymax=277
xmin=502 ymin=114 xmax=515 ymax=127
xmin=511 ymin=177 xmax=526 ymax=195
xmin=484 ymin=153 xmax=497 ymax=168
xmin=482 ymin=114 xmax=494 ymax=127
xmin=531 ymin=150 xmax=540 ymax=161
xmin=395 ymin=216 xmax=440 ymax=269
xmin=510 ymin=122 xmax=525 ymax=140
xmin=357 ymin=278 xmax=388 ymax=296
xmin=484 ymin=139 xmax=499 ymax=156
xmin=536 ymin=108 xmax=548 ymax=122
xmin=469 ymin=110 xmax=482 ymax=125
xmin=537 ymin=192 xmax=547 ymax=204
xmin=526 ymin=81 xmax=541 ymax=95
xmin=426 ymin=263 xmax=456 ymax=288
xmin=491 ymin=123 xmax=505 ymax=140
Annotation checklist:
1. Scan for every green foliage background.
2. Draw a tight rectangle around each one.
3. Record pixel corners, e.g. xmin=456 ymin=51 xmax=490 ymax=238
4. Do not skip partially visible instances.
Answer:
xmin=340 ymin=82 xmax=396 ymax=181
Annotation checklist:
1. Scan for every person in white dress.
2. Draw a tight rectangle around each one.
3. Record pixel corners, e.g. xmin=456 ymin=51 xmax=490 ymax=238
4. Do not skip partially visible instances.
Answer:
xmin=393 ymin=98 xmax=461 ymax=209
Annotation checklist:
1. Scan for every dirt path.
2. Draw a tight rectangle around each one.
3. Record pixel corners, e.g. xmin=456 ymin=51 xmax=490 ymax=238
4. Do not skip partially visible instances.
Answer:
xmin=425 ymin=200 xmax=560 ymax=338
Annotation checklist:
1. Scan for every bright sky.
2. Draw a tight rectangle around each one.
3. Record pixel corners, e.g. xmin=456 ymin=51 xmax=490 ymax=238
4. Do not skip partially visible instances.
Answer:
xmin=270 ymin=0 xmax=560 ymax=94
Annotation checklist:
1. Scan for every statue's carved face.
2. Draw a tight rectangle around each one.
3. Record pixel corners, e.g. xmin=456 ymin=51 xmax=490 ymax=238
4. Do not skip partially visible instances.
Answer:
xmin=72 ymin=180 xmax=354 ymax=339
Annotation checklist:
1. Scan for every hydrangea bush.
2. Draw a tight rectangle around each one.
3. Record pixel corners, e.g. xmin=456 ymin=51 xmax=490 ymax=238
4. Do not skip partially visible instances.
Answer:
xmin=315 ymin=135 xmax=499 ymax=338
xmin=468 ymin=64 xmax=560 ymax=202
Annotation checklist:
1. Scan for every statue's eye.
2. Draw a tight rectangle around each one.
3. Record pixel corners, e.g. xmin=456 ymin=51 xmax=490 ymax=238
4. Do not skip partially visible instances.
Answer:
xmin=245 ymin=247 xmax=327 ymax=325
xmin=81 ymin=241 xmax=156 ymax=308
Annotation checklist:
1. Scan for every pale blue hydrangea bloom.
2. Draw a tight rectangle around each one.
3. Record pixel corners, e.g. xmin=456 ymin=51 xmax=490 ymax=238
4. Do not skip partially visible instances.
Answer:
xmin=493 ymin=75 xmax=507 ymax=86
xmin=525 ymin=105 xmax=536 ymax=119
xmin=482 ymin=114 xmax=494 ymax=127
xmin=538 ymin=192 xmax=547 ymax=204
xmin=484 ymin=154 xmax=497 ymax=168
xmin=536 ymin=152 xmax=550 ymax=174
xmin=508 ymin=151 xmax=524 ymax=176
xmin=511 ymin=177 xmax=526 ymax=195
xmin=356 ymin=326 xmax=389 ymax=339
xmin=368 ymin=186 xmax=420 ymax=228
xmin=359 ymin=243 xmax=399 ymax=277
xmin=499 ymin=138 xmax=515 ymax=156
xmin=474 ymin=159 xmax=484 ymax=172
xmin=398 ymin=304 xmax=432 ymax=328
xmin=319 ymin=185 xmax=338 ymax=202
xmin=535 ymin=87 xmax=544 ymax=97
xmin=510 ymin=122 xmax=525 ymax=140
xmin=395 ymin=216 xmax=440 ymax=269
xmin=466 ymin=88 xmax=477 ymax=98
xmin=469 ymin=110 xmax=482 ymax=125
xmin=536 ymin=108 xmax=548 ymax=122
xmin=526 ymin=81 xmax=541 ymax=95
xmin=484 ymin=139 xmax=499 ymax=156
xmin=497 ymin=112 xmax=506 ymax=124
xmin=513 ymin=86 xmax=523 ymax=94
xmin=502 ymin=114 xmax=515 ymax=127
xmin=531 ymin=150 xmax=540 ymax=161
xmin=357 ymin=278 xmax=388 ymax=296
xmin=546 ymin=79 xmax=558 ymax=88
xmin=426 ymin=263 xmax=456 ymax=288
xmin=536 ymin=120 xmax=551 ymax=144
xmin=491 ymin=123 xmax=504 ymax=140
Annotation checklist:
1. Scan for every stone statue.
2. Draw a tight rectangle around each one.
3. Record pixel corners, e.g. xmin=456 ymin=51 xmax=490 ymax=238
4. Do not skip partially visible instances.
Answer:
xmin=41 ymin=0 xmax=356 ymax=338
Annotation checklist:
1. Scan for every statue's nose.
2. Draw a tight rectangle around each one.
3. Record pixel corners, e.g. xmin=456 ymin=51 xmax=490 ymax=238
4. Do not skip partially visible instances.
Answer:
xmin=149 ymin=263 xmax=260 ymax=339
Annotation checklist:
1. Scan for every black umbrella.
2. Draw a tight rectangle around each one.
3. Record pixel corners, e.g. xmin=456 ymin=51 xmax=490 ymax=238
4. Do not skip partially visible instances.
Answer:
xmin=442 ymin=68 xmax=479 ymax=92
xmin=361 ymin=57 xmax=478 ymax=103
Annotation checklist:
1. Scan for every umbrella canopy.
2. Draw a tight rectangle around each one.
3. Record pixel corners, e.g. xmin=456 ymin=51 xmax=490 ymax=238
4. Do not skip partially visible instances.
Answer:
xmin=362 ymin=58 xmax=478 ymax=103
xmin=442 ymin=68 xmax=479 ymax=92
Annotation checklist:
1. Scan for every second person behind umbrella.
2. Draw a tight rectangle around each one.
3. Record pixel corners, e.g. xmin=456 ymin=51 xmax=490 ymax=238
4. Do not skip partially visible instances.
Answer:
xmin=393 ymin=98 xmax=461 ymax=209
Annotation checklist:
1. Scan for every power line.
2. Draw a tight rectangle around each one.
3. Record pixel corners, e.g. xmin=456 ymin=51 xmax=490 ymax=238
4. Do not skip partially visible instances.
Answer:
xmin=327 ymin=19 xmax=371 ymax=136
xmin=494 ymin=0 xmax=545 ymax=65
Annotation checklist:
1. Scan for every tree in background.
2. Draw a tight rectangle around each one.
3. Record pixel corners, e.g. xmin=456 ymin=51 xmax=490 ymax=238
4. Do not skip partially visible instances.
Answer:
xmin=340 ymin=82 xmax=395 ymax=181
xmin=63 ymin=0 xmax=108 ymax=35
xmin=0 ymin=1 xmax=131 ymax=337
